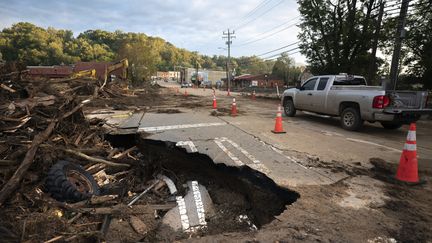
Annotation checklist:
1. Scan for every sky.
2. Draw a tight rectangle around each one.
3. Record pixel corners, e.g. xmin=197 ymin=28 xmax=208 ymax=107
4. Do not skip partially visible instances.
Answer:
xmin=0 ymin=0 xmax=306 ymax=64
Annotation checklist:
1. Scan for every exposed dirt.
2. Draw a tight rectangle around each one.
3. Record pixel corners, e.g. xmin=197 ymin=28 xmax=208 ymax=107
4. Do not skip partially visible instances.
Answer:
xmin=155 ymin=108 xmax=182 ymax=114
xmin=136 ymin=138 xmax=299 ymax=242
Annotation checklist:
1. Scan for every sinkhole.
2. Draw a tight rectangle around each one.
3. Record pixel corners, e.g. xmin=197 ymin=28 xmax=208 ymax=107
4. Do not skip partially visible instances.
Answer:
xmin=105 ymin=133 xmax=300 ymax=238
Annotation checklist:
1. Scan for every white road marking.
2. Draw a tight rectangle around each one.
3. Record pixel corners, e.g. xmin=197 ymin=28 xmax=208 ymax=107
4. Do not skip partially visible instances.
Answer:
xmin=176 ymin=196 xmax=190 ymax=231
xmin=176 ymin=141 xmax=198 ymax=153
xmin=219 ymin=137 xmax=270 ymax=174
xmin=138 ymin=122 xmax=226 ymax=132
xmin=320 ymin=130 xmax=344 ymax=137
xmin=269 ymin=145 xmax=309 ymax=170
xmin=346 ymin=138 xmax=402 ymax=153
xmin=214 ymin=138 xmax=245 ymax=166
xmin=191 ymin=181 xmax=207 ymax=226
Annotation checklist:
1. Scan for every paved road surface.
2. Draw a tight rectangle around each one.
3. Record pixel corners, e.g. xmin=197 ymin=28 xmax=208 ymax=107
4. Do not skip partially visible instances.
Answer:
xmin=160 ymin=81 xmax=432 ymax=173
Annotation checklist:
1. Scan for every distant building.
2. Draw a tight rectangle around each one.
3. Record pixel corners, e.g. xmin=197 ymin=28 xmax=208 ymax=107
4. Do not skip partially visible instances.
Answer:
xmin=156 ymin=71 xmax=180 ymax=80
xmin=232 ymin=74 xmax=284 ymax=88
xmin=179 ymin=68 xmax=226 ymax=86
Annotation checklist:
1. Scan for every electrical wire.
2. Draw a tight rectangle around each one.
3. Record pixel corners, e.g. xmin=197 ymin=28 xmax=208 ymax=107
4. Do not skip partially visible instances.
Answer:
xmin=235 ymin=0 xmax=286 ymax=31
xmin=242 ymin=0 xmax=273 ymax=20
xmin=256 ymin=41 xmax=300 ymax=56
xmin=264 ymin=50 xmax=301 ymax=60
xmin=261 ymin=46 xmax=300 ymax=59
xmin=235 ymin=21 xmax=300 ymax=46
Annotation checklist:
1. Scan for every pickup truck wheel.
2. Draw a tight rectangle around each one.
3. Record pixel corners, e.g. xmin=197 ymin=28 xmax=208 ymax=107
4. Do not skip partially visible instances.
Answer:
xmin=340 ymin=107 xmax=363 ymax=131
xmin=380 ymin=122 xmax=403 ymax=130
xmin=283 ymin=99 xmax=296 ymax=117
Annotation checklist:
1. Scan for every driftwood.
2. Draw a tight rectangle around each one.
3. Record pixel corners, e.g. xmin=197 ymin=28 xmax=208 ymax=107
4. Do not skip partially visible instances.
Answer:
xmin=90 ymin=195 xmax=118 ymax=205
xmin=0 ymin=83 xmax=16 ymax=93
xmin=76 ymin=203 xmax=176 ymax=215
xmin=0 ymin=100 xmax=92 ymax=206
xmin=61 ymin=148 xmax=130 ymax=168
xmin=0 ymin=121 xmax=56 ymax=206
xmin=14 ymin=95 xmax=56 ymax=109
xmin=112 ymin=146 xmax=137 ymax=159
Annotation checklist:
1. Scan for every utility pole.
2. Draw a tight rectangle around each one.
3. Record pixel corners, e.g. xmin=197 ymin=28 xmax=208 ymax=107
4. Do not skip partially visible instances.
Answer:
xmin=222 ymin=29 xmax=235 ymax=91
xmin=388 ymin=0 xmax=410 ymax=90
xmin=367 ymin=0 xmax=385 ymax=85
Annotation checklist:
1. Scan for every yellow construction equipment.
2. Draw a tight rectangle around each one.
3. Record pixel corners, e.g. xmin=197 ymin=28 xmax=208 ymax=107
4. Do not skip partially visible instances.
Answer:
xmin=104 ymin=58 xmax=128 ymax=81
xmin=70 ymin=69 xmax=96 ymax=79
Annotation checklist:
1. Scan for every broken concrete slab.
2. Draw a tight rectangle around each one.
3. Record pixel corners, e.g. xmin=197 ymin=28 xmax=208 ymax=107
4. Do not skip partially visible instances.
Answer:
xmin=162 ymin=181 xmax=215 ymax=232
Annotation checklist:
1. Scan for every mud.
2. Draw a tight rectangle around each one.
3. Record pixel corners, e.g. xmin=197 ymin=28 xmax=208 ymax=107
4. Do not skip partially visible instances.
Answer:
xmin=101 ymin=136 xmax=299 ymax=241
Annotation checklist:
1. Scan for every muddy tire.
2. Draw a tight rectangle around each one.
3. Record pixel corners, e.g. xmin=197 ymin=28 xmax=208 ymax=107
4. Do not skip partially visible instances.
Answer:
xmin=340 ymin=107 xmax=363 ymax=131
xmin=45 ymin=160 xmax=100 ymax=202
xmin=283 ymin=99 xmax=296 ymax=117
xmin=380 ymin=121 xmax=403 ymax=130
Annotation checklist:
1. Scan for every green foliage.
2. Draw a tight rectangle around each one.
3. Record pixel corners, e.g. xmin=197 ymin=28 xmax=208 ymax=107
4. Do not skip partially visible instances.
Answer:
xmin=298 ymin=0 xmax=381 ymax=75
xmin=0 ymin=22 xmax=280 ymax=82
xmin=402 ymin=1 xmax=432 ymax=89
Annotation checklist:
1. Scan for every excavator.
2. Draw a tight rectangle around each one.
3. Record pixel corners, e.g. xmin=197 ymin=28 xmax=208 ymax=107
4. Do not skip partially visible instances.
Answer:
xmin=104 ymin=58 xmax=128 ymax=81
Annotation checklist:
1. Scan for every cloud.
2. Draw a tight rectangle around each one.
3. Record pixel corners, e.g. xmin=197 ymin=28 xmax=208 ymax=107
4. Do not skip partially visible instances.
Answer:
xmin=0 ymin=0 xmax=306 ymax=64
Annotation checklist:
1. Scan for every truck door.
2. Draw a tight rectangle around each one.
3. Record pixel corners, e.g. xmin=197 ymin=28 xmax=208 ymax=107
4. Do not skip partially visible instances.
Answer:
xmin=308 ymin=77 xmax=330 ymax=113
xmin=296 ymin=78 xmax=318 ymax=110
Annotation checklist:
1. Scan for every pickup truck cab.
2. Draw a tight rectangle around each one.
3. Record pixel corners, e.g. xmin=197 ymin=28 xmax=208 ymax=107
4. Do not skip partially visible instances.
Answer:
xmin=281 ymin=74 xmax=431 ymax=131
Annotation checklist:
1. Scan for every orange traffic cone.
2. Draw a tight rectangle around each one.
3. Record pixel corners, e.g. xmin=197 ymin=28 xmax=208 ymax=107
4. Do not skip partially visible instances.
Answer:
xmin=212 ymin=95 xmax=217 ymax=110
xmin=184 ymin=89 xmax=188 ymax=97
xmin=231 ymin=98 xmax=237 ymax=117
xmin=252 ymin=90 xmax=256 ymax=100
xmin=271 ymin=104 xmax=286 ymax=134
xmin=227 ymin=89 xmax=231 ymax=96
xmin=395 ymin=123 xmax=419 ymax=183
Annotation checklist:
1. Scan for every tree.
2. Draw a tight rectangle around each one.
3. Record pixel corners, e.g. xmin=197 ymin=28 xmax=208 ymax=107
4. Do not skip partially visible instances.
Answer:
xmin=272 ymin=53 xmax=295 ymax=84
xmin=402 ymin=0 xmax=432 ymax=89
xmin=298 ymin=0 xmax=383 ymax=78
xmin=117 ymin=36 xmax=160 ymax=84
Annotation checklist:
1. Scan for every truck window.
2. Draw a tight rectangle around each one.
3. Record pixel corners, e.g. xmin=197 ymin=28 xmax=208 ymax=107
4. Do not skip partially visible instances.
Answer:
xmin=302 ymin=78 xmax=317 ymax=90
xmin=333 ymin=78 xmax=366 ymax=85
xmin=317 ymin=78 xmax=329 ymax=90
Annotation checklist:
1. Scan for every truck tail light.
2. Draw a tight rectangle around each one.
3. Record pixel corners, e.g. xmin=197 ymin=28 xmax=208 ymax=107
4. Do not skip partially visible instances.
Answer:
xmin=373 ymin=95 xmax=390 ymax=109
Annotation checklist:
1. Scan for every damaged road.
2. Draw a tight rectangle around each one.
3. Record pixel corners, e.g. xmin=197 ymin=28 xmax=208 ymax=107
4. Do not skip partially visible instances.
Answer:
xmin=1 ymin=78 xmax=431 ymax=242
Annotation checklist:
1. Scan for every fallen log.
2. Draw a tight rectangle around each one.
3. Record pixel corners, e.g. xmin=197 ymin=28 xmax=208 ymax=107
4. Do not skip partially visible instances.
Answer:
xmin=0 ymin=83 xmax=16 ymax=93
xmin=61 ymin=148 xmax=130 ymax=168
xmin=77 ymin=203 xmax=176 ymax=215
xmin=0 ymin=121 xmax=56 ymax=206
xmin=0 ymin=100 xmax=91 ymax=206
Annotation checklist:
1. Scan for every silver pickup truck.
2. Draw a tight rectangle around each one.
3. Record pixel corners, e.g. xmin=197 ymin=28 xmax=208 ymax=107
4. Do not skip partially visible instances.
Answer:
xmin=281 ymin=74 xmax=432 ymax=131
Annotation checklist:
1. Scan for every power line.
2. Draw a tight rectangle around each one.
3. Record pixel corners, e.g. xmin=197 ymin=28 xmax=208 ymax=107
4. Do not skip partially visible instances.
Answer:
xmin=237 ymin=15 xmax=300 ymax=43
xmin=256 ymin=41 xmax=300 ymax=56
xmin=242 ymin=0 xmax=273 ymax=20
xmin=235 ymin=0 xmax=286 ymax=31
xmin=265 ymin=50 xmax=301 ymax=60
xmin=236 ymin=21 xmax=300 ymax=46
xmin=262 ymin=46 xmax=300 ymax=59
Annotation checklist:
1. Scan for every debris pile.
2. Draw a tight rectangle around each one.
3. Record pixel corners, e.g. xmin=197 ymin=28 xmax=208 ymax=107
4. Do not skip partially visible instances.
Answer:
xmin=0 ymin=74 xmax=156 ymax=242
xmin=0 ymin=72 xmax=297 ymax=242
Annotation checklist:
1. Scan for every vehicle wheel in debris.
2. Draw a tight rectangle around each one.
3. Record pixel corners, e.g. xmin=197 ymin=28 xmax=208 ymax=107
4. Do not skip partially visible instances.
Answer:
xmin=340 ymin=107 xmax=363 ymax=131
xmin=380 ymin=121 xmax=403 ymax=130
xmin=45 ymin=160 xmax=100 ymax=202
xmin=283 ymin=99 xmax=296 ymax=117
